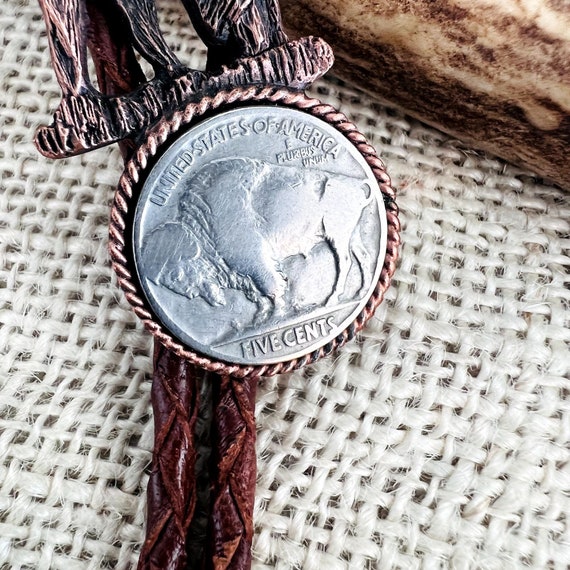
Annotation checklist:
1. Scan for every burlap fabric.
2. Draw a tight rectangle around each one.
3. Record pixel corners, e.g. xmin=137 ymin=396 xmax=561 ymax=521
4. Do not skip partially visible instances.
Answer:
xmin=1 ymin=1 xmax=569 ymax=568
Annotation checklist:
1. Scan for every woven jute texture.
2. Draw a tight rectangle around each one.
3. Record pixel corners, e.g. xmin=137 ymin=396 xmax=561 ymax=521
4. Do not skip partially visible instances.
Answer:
xmin=1 ymin=1 xmax=569 ymax=569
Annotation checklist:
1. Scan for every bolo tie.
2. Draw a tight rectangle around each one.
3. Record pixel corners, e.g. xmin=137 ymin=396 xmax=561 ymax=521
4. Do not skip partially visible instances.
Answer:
xmin=34 ymin=0 xmax=401 ymax=568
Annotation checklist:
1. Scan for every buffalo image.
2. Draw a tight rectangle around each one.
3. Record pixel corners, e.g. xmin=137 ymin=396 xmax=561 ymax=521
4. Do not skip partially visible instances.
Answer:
xmin=142 ymin=157 xmax=377 ymax=327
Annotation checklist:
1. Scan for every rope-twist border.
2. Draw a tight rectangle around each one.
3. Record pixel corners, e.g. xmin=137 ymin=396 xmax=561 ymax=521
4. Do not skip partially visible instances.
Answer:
xmin=109 ymin=85 xmax=401 ymax=379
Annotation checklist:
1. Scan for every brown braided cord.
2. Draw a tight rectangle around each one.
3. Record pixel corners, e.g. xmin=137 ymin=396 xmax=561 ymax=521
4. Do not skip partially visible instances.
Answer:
xmin=137 ymin=342 xmax=201 ymax=570
xmin=79 ymin=6 xmax=203 ymax=569
xmin=206 ymin=375 xmax=257 ymax=570
xmin=109 ymin=85 xmax=401 ymax=379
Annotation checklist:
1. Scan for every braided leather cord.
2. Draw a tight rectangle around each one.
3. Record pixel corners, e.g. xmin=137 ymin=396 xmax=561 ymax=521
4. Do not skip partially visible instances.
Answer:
xmin=81 ymin=12 xmax=204 ymax=567
xmin=137 ymin=343 xmax=201 ymax=570
xmin=110 ymin=85 xmax=401 ymax=380
xmin=207 ymin=376 xmax=257 ymax=570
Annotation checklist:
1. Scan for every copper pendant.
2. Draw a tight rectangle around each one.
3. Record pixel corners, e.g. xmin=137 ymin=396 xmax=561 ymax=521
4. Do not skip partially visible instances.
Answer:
xmin=34 ymin=0 xmax=400 ymax=567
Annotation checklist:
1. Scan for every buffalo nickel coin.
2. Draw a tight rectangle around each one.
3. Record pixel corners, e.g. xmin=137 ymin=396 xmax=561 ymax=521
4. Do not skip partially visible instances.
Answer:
xmin=133 ymin=106 xmax=387 ymax=365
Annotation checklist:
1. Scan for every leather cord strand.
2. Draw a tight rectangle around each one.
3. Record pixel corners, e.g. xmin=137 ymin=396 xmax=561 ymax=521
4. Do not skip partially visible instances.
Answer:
xmin=207 ymin=375 xmax=258 ymax=570
xmin=82 ymin=8 xmax=204 ymax=567
xmin=137 ymin=343 xmax=202 ymax=570
xmin=84 ymin=0 xmax=146 ymax=159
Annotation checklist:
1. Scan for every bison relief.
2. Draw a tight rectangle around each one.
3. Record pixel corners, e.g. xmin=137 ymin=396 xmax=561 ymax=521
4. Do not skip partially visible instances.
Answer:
xmin=142 ymin=157 xmax=379 ymax=332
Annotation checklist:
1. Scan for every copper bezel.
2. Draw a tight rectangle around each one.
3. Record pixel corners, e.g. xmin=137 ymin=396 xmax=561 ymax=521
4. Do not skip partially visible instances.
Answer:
xmin=109 ymin=86 xmax=400 ymax=379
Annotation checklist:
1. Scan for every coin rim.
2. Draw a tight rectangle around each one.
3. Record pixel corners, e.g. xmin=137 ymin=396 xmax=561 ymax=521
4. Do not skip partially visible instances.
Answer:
xmin=109 ymin=86 xmax=401 ymax=379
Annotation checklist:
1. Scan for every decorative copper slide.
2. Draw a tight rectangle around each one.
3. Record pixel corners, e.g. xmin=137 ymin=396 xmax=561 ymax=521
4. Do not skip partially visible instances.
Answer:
xmin=34 ymin=1 xmax=400 ymax=569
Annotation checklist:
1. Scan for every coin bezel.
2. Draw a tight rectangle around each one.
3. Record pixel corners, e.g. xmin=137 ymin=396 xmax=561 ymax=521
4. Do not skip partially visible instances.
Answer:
xmin=109 ymin=86 xmax=400 ymax=379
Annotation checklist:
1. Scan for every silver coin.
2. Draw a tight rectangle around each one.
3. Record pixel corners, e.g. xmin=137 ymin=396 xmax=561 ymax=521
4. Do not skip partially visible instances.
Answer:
xmin=133 ymin=106 xmax=387 ymax=365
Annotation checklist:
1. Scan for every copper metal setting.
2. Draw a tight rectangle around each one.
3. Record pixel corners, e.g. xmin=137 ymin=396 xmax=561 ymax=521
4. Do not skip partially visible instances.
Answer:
xmin=109 ymin=85 xmax=401 ymax=379
xmin=35 ymin=2 xmax=401 ymax=566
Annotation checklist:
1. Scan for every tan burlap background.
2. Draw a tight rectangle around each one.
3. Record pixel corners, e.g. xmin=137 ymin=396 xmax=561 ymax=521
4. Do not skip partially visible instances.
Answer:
xmin=1 ymin=1 xmax=569 ymax=568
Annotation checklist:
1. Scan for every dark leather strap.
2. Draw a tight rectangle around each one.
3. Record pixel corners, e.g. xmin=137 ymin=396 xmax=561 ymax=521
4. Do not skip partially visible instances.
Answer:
xmin=137 ymin=343 xmax=201 ymax=570
xmin=83 ymin=6 xmax=202 ymax=567
xmin=208 ymin=375 xmax=257 ymax=570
